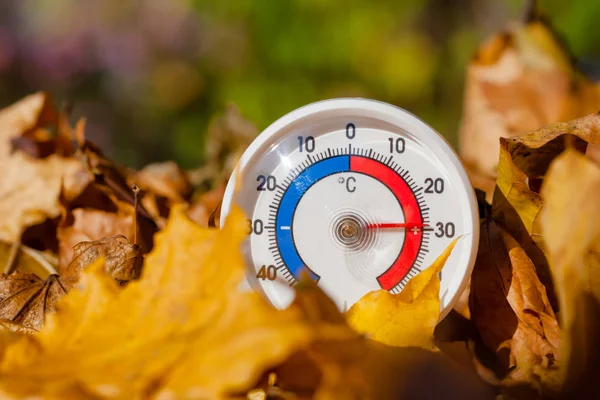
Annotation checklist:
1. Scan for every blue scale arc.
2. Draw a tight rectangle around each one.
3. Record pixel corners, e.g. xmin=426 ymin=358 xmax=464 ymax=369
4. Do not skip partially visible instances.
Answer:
xmin=276 ymin=155 xmax=350 ymax=280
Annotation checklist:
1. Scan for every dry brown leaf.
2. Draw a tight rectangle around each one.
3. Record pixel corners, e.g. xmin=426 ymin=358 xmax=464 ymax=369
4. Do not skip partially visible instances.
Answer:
xmin=540 ymin=149 xmax=600 ymax=395
xmin=492 ymin=113 xmax=600 ymax=308
xmin=67 ymin=236 xmax=142 ymax=283
xmin=459 ymin=14 xmax=600 ymax=196
xmin=0 ymin=272 xmax=72 ymax=331
xmin=57 ymin=205 xmax=138 ymax=275
xmin=470 ymin=219 xmax=560 ymax=396
xmin=346 ymin=238 xmax=458 ymax=349
xmin=0 ymin=93 xmax=91 ymax=242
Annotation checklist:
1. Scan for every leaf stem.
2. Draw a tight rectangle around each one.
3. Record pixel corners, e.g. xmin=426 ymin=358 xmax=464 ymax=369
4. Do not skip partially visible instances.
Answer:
xmin=132 ymin=184 xmax=140 ymax=245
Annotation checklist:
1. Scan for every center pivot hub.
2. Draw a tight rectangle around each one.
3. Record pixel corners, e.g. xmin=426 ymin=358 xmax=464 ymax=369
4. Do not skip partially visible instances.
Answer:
xmin=331 ymin=212 xmax=373 ymax=251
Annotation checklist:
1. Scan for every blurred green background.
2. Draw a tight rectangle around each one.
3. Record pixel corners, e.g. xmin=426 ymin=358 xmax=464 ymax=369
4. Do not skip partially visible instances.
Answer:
xmin=1 ymin=0 xmax=599 ymax=168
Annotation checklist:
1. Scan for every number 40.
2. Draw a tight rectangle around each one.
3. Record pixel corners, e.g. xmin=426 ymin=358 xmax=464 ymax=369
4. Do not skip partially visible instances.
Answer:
xmin=256 ymin=265 xmax=277 ymax=280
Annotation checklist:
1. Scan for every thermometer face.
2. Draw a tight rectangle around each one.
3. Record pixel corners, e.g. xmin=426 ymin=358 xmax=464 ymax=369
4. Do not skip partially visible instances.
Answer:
xmin=220 ymin=99 xmax=478 ymax=317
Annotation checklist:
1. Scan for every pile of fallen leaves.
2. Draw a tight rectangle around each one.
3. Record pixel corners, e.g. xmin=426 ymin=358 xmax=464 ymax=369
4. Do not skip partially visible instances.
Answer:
xmin=0 ymin=9 xmax=599 ymax=400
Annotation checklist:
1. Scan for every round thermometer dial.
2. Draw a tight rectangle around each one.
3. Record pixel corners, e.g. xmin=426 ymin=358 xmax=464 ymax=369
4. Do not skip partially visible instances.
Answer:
xmin=220 ymin=98 xmax=478 ymax=317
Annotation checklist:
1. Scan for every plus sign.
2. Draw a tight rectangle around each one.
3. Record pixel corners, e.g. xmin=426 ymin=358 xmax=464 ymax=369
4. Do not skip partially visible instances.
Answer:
xmin=411 ymin=226 xmax=419 ymax=235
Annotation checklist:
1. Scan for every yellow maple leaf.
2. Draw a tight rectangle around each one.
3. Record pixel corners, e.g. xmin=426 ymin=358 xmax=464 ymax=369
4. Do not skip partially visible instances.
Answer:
xmin=345 ymin=238 xmax=458 ymax=349
xmin=0 ymin=205 xmax=315 ymax=399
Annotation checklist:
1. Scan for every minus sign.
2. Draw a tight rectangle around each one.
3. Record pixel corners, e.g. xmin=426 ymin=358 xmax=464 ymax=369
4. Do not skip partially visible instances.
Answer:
xmin=280 ymin=226 xmax=291 ymax=230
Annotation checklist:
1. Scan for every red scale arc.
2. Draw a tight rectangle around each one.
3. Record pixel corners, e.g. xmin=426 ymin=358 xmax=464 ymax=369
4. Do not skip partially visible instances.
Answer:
xmin=349 ymin=156 xmax=423 ymax=291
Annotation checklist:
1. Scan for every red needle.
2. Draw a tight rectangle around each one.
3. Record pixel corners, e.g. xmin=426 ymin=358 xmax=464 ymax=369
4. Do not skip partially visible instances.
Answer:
xmin=366 ymin=222 xmax=429 ymax=229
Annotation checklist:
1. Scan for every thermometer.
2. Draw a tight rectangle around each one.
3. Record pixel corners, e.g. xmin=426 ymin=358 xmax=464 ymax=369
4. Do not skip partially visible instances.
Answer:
xmin=220 ymin=98 xmax=479 ymax=318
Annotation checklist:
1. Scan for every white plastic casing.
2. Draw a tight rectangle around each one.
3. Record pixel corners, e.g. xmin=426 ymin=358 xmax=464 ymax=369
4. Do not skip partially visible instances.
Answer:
xmin=220 ymin=98 xmax=479 ymax=319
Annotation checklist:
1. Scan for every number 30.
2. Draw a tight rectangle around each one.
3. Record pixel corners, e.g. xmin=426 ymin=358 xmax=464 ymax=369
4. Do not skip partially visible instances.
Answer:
xmin=435 ymin=222 xmax=455 ymax=238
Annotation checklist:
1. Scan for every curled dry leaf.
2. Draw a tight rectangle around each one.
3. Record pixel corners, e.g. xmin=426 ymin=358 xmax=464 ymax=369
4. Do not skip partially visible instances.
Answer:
xmin=67 ymin=236 xmax=142 ymax=283
xmin=541 ymin=149 xmax=600 ymax=395
xmin=346 ymin=238 xmax=458 ymax=348
xmin=492 ymin=112 xmax=600 ymax=308
xmin=459 ymin=12 xmax=600 ymax=196
xmin=470 ymin=219 xmax=560 ymax=396
xmin=0 ymin=272 xmax=72 ymax=331
xmin=0 ymin=93 xmax=91 ymax=242
xmin=57 ymin=205 xmax=138 ymax=275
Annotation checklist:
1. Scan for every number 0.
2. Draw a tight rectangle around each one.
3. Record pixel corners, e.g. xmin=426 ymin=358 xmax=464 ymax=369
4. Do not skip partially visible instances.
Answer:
xmin=346 ymin=123 xmax=356 ymax=139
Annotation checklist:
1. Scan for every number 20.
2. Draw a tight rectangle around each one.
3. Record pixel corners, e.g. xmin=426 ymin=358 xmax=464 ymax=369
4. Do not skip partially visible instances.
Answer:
xmin=424 ymin=178 xmax=444 ymax=194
